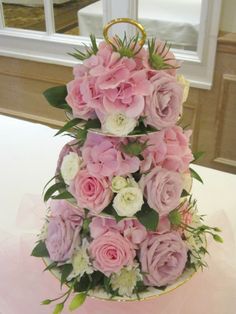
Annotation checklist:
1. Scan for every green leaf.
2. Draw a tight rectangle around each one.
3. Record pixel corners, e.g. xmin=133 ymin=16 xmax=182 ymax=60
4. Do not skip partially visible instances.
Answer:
xmin=85 ymin=118 xmax=101 ymax=129
xmin=53 ymin=303 xmax=64 ymax=314
xmin=44 ymin=182 xmax=66 ymax=202
xmin=181 ymin=189 xmax=190 ymax=197
xmin=136 ymin=202 xmax=159 ymax=231
xmin=74 ymin=273 xmax=91 ymax=292
xmin=31 ymin=241 xmax=49 ymax=257
xmin=42 ymin=175 xmax=59 ymax=194
xmin=59 ymin=264 xmax=73 ymax=286
xmin=43 ymin=85 xmax=70 ymax=111
xmin=193 ymin=151 xmax=205 ymax=162
xmin=102 ymin=205 xmax=124 ymax=222
xmin=168 ymin=209 xmax=182 ymax=226
xmin=213 ymin=234 xmax=223 ymax=243
xmin=121 ymin=141 xmax=148 ymax=156
xmin=43 ymin=261 xmax=58 ymax=272
xmin=51 ymin=190 xmax=74 ymax=200
xmin=190 ymin=167 xmax=203 ymax=184
xmin=41 ymin=299 xmax=52 ymax=305
xmin=55 ymin=118 xmax=83 ymax=136
xmin=69 ymin=293 xmax=86 ymax=311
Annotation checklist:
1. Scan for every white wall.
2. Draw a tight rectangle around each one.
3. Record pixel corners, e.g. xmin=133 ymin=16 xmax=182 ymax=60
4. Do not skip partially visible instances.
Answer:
xmin=220 ymin=0 xmax=236 ymax=32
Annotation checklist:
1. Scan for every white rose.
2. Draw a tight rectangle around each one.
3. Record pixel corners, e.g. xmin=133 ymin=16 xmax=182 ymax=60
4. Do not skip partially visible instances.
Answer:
xmin=113 ymin=187 xmax=143 ymax=217
xmin=61 ymin=152 xmax=83 ymax=184
xmin=177 ymin=75 xmax=190 ymax=103
xmin=103 ymin=113 xmax=137 ymax=136
xmin=111 ymin=176 xmax=128 ymax=193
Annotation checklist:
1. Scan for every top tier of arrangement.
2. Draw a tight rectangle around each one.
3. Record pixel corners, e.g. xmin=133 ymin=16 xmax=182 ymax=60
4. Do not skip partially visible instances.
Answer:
xmin=44 ymin=18 xmax=189 ymax=139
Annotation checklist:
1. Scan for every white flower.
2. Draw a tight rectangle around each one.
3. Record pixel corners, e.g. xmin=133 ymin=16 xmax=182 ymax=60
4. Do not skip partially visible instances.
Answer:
xmin=113 ymin=187 xmax=143 ymax=217
xmin=177 ymin=75 xmax=190 ymax=104
xmin=67 ymin=240 xmax=93 ymax=280
xmin=110 ymin=264 xmax=142 ymax=297
xmin=103 ymin=113 xmax=137 ymax=136
xmin=126 ymin=177 xmax=139 ymax=188
xmin=39 ymin=221 xmax=48 ymax=240
xmin=61 ymin=152 xmax=83 ymax=184
xmin=111 ymin=176 xmax=128 ymax=193
xmin=181 ymin=172 xmax=192 ymax=194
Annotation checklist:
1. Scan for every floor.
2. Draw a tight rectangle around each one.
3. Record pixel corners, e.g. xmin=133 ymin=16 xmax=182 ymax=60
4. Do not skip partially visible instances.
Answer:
xmin=2 ymin=0 xmax=98 ymax=35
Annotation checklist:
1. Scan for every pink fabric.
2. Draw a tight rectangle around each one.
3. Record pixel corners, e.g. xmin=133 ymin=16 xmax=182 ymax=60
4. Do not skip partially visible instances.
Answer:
xmin=0 ymin=195 xmax=236 ymax=314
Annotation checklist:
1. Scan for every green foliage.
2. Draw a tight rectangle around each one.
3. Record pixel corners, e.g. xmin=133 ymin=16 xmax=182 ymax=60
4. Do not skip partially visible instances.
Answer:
xmin=59 ymin=264 xmax=73 ymax=286
xmin=192 ymin=151 xmax=205 ymax=162
xmin=69 ymin=293 xmax=86 ymax=311
xmin=147 ymin=39 xmax=177 ymax=71
xmin=43 ymin=85 xmax=71 ymax=111
xmin=31 ymin=241 xmax=49 ymax=257
xmin=136 ymin=201 xmax=159 ymax=231
xmin=102 ymin=205 xmax=124 ymax=222
xmin=68 ymin=34 xmax=98 ymax=61
xmin=168 ymin=209 xmax=182 ymax=226
xmin=181 ymin=189 xmax=190 ymax=197
xmin=53 ymin=303 xmax=64 ymax=314
xmin=51 ymin=191 xmax=74 ymax=200
xmin=41 ymin=299 xmax=52 ymax=305
xmin=44 ymin=182 xmax=66 ymax=202
xmin=55 ymin=118 xmax=83 ymax=136
xmin=213 ymin=234 xmax=223 ymax=243
xmin=43 ymin=261 xmax=58 ymax=272
xmin=190 ymin=167 xmax=203 ymax=184
xmin=121 ymin=140 xmax=148 ymax=157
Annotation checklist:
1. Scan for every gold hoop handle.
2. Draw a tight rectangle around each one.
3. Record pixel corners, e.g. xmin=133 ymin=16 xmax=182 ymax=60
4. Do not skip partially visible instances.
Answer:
xmin=103 ymin=18 xmax=146 ymax=48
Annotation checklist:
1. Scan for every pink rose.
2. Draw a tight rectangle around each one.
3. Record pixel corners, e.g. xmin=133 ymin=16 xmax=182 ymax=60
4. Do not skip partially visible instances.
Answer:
xmin=66 ymin=77 xmax=99 ymax=120
xmin=140 ymin=232 xmax=187 ymax=286
xmin=139 ymin=167 xmax=183 ymax=216
xmin=141 ymin=127 xmax=193 ymax=173
xmin=144 ymin=72 xmax=183 ymax=129
xmin=50 ymin=199 xmax=84 ymax=228
xmin=46 ymin=217 xmax=80 ymax=262
xmin=89 ymin=231 xmax=135 ymax=275
xmin=69 ymin=169 xmax=113 ymax=214
xmin=56 ymin=140 xmax=81 ymax=175
xmin=82 ymin=133 xmax=140 ymax=177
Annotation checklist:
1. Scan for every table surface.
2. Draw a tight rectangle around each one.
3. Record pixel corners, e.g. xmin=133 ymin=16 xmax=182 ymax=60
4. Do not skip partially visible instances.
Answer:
xmin=0 ymin=115 xmax=236 ymax=314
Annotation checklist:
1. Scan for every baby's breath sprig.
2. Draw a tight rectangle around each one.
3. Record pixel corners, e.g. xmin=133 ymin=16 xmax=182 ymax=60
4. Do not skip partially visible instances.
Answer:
xmin=147 ymin=38 xmax=179 ymax=71
xmin=69 ymin=34 xmax=98 ymax=61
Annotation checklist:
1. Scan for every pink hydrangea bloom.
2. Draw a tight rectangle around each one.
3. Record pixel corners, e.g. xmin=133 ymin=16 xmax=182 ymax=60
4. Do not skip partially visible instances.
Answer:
xmin=140 ymin=232 xmax=187 ymax=286
xmin=82 ymin=133 xmax=140 ymax=177
xmin=141 ymin=126 xmax=193 ymax=173
xmin=89 ymin=216 xmax=147 ymax=247
xmin=66 ymin=77 xmax=99 ymax=120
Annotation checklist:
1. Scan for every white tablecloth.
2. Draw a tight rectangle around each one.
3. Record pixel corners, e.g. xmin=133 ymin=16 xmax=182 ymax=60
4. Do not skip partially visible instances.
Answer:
xmin=78 ymin=0 xmax=200 ymax=49
xmin=0 ymin=115 xmax=236 ymax=314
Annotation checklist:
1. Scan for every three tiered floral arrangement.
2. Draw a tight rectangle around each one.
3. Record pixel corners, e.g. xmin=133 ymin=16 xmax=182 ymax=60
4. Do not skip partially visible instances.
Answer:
xmin=31 ymin=19 xmax=222 ymax=314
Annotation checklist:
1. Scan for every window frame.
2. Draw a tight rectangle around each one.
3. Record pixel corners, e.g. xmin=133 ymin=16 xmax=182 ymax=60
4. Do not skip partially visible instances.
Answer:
xmin=0 ymin=0 xmax=222 ymax=89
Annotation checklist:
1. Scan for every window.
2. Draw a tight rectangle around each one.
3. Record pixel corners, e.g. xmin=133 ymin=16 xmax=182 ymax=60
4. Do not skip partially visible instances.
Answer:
xmin=0 ymin=0 xmax=222 ymax=89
